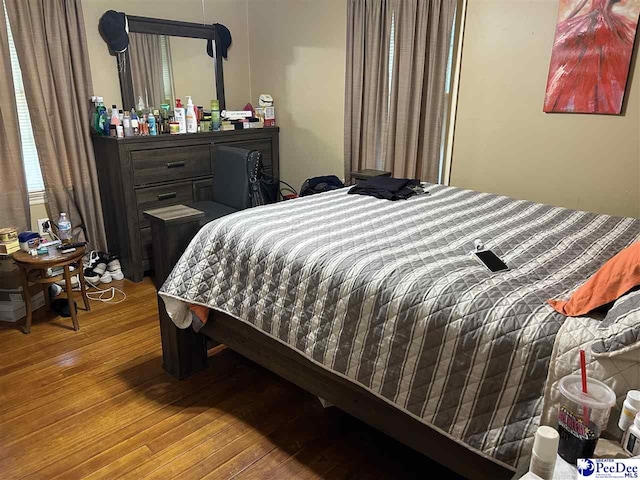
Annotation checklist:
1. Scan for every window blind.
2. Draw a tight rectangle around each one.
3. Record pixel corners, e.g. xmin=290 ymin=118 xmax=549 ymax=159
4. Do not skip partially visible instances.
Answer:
xmin=160 ymin=35 xmax=174 ymax=105
xmin=4 ymin=0 xmax=45 ymax=193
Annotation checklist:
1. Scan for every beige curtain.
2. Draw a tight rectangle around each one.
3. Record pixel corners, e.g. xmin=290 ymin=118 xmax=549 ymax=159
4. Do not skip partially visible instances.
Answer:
xmin=129 ymin=32 xmax=165 ymax=109
xmin=5 ymin=0 xmax=107 ymax=250
xmin=344 ymin=0 xmax=393 ymax=182
xmin=345 ymin=0 xmax=457 ymax=183
xmin=0 ymin=3 xmax=30 ymax=232
xmin=386 ymin=0 xmax=456 ymax=182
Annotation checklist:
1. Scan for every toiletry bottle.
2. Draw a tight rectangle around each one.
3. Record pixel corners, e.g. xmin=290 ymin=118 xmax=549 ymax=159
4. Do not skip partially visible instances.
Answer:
xmin=118 ymin=109 xmax=124 ymax=124
xmin=123 ymin=111 xmax=132 ymax=137
xmin=57 ymin=213 xmax=72 ymax=245
xmin=622 ymin=412 xmax=640 ymax=456
xmin=619 ymin=391 xmax=640 ymax=433
xmin=109 ymin=105 xmax=119 ymax=137
xmin=528 ymin=426 xmax=558 ymax=480
xmin=148 ymin=110 xmax=157 ymax=136
xmin=211 ymin=99 xmax=220 ymax=131
xmin=186 ymin=96 xmax=197 ymax=133
xmin=130 ymin=109 xmax=140 ymax=136
xmin=90 ymin=96 xmax=100 ymax=134
xmin=97 ymin=101 xmax=108 ymax=136
xmin=175 ymin=99 xmax=186 ymax=134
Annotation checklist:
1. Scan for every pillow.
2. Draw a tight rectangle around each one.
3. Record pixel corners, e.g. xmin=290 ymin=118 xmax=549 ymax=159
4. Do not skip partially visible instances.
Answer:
xmin=548 ymin=242 xmax=640 ymax=317
xmin=592 ymin=290 xmax=640 ymax=354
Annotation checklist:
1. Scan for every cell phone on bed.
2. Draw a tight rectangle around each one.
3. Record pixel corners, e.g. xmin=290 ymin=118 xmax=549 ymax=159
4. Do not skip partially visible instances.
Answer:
xmin=473 ymin=249 xmax=509 ymax=272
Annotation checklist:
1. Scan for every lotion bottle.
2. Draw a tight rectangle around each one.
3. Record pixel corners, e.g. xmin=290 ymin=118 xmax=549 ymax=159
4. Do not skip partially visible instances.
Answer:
xmin=186 ymin=96 xmax=197 ymax=133
xmin=174 ymin=98 xmax=186 ymax=134
xmin=619 ymin=390 xmax=640 ymax=433
xmin=622 ymin=412 xmax=640 ymax=456
xmin=528 ymin=426 xmax=558 ymax=480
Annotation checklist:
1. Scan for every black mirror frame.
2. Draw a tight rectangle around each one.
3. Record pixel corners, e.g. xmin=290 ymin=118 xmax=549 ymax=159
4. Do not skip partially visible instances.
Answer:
xmin=114 ymin=15 xmax=226 ymax=111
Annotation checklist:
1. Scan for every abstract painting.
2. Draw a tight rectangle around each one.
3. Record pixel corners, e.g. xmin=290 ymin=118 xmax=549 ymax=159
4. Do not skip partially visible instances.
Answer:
xmin=544 ymin=0 xmax=640 ymax=114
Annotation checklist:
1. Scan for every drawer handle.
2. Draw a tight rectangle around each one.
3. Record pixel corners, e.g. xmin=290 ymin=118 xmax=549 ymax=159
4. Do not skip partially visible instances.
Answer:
xmin=166 ymin=161 xmax=186 ymax=169
xmin=158 ymin=192 xmax=177 ymax=201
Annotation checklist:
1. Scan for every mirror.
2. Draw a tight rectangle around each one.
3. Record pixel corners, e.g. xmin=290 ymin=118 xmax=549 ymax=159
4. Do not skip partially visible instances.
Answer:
xmin=128 ymin=33 xmax=216 ymax=112
xmin=107 ymin=15 xmax=227 ymax=112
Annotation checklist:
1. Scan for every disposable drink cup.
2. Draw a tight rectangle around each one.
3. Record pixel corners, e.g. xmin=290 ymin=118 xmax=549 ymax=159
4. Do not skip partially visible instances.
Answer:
xmin=557 ymin=375 xmax=616 ymax=464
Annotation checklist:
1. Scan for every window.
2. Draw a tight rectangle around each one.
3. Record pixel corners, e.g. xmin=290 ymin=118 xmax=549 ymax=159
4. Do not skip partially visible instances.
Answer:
xmin=4 ymin=0 xmax=45 ymax=196
xmin=160 ymin=35 xmax=175 ymax=105
xmin=385 ymin=8 xmax=457 ymax=183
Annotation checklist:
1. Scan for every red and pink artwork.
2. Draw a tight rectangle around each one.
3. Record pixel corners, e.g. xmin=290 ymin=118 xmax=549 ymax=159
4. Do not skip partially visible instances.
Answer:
xmin=544 ymin=0 xmax=640 ymax=114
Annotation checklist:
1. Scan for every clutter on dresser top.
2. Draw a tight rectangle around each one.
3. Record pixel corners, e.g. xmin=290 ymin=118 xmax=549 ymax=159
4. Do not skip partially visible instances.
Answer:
xmin=91 ymin=93 xmax=276 ymax=138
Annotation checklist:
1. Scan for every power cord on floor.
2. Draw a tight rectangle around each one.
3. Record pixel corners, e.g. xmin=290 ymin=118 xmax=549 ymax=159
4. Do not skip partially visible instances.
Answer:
xmin=83 ymin=279 xmax=127 ymax=305
xmin=60 ymin=278 xmax=127 ymax=305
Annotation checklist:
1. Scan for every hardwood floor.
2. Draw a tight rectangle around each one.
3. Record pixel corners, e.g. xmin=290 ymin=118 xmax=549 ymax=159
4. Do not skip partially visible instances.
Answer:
xmin=0 ymin=278 xmax=463 ymax=479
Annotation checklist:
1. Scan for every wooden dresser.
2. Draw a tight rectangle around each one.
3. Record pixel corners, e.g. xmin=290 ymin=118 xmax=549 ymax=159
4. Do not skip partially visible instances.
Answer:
xmin=92 ymin=128 xmax=279 ymax=282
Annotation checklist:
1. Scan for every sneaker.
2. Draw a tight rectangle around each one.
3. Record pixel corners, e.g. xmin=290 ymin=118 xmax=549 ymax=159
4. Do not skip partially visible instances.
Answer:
xmin=56 ymin=274 xmax=79 ymax=289
xmin=49 ymin=284 xmax=63 ymax=298
xmin=100 ymin=271 xmax=113 ymax=284
xmin=110 ymin=269 xmax=124 ymax=281
xmin=84 ymin=268 xmax=100 ymax=284
xmin=105 ymin=254 xmax=121 ymax=272
xmin=93 ymin=255 xmax=108 ymax=275
xmin=84 ymin=250 xmax=101 ymax=269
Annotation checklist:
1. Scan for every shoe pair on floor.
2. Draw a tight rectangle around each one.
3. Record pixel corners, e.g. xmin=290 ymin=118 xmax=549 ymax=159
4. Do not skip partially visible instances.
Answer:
xmin=84 ymin=251 xmax=124 ymax=285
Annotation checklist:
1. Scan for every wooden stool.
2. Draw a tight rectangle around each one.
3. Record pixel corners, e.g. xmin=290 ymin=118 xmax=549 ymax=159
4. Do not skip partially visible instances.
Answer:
xmin=12 ymin=246 xmax=90 ymax=334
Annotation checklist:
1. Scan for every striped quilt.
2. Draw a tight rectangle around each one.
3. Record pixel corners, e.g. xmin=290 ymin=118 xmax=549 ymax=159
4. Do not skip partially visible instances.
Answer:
xmin=159 ymin=184 xmax=640 ymax=470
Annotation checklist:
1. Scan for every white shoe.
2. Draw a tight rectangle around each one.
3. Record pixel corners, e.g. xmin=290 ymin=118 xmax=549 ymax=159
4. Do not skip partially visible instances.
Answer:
xmin=100 ymin=271 xmax=113 ymax=284
xmin=107 ymin=259 xmax=122 ymax=272
xmin=110 ymin=269 xmax=124 ymax=281
xmin=56 ymin=274 xmax=79 ymax=289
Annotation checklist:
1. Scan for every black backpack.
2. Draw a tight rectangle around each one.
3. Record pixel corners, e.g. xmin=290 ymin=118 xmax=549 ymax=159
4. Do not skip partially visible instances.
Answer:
xmin=300 ymin=175 xmax=345 ymax=196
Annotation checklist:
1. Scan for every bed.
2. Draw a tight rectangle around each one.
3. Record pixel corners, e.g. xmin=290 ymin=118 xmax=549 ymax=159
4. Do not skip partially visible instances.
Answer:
xmin=158 ymin=184 xmax=640 ymax=478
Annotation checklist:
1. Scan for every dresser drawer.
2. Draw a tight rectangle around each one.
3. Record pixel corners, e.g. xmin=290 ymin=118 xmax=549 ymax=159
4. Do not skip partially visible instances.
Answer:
xmin=131 ymin=145 xmax=212 ymax=186
xmin=136 ymin=182 xmax=194 ymax=228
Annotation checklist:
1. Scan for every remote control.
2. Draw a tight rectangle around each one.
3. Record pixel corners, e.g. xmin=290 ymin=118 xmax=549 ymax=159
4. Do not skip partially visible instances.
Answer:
xmin=56 ymin=242 xmax=86 ymax=250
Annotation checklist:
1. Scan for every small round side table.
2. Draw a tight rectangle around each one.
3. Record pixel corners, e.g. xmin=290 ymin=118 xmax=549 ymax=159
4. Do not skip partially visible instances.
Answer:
xmin=12 ymin=246 xmax=90 ymax=334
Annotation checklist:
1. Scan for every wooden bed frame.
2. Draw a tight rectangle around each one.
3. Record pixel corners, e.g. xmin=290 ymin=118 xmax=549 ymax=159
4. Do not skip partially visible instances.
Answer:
xmin=146 ymin=206 xmax=514 ymax=480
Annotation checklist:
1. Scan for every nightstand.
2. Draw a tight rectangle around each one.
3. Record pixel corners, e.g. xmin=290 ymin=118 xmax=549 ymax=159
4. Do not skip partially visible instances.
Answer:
xmin=350 ymin=169 xmax=392 ymax=185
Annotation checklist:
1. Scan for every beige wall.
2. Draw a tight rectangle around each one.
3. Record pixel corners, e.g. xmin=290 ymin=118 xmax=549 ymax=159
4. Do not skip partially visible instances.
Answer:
xmin=82 ymin=0 xmax=252 ymax=110
xmin=451 ymin=0 xmax=640 ymax=217
xmin=247 ymin=0 xmax=347 ymax=191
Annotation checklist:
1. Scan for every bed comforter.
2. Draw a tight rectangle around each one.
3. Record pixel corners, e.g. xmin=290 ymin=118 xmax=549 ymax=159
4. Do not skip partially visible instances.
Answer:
xmin=160 ymin=184 xmax=640 ymax=469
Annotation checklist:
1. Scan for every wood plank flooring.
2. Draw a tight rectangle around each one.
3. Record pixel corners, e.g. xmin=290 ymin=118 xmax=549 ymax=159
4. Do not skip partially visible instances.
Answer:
xmin=0 ymin=278 xmax=463 ymax=479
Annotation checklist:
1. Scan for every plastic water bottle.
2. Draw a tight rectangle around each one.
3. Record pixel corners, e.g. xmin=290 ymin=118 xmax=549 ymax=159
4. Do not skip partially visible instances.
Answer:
xmin=57 ymin=213 xmax=72 ymax=244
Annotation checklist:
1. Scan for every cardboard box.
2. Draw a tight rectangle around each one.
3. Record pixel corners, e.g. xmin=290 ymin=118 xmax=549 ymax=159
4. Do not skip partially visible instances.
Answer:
xmin=0 ymin=291 xmax=45 ymax=322
xmin=0 ymin=269 xmax=21 ymax=290
xmin=0 ymin=283 xmax=41 ymax=303
xmin=255 ymin=107 xmax=276 ymax=127
xmin=0 ymin=256 xmax=16 ymax=272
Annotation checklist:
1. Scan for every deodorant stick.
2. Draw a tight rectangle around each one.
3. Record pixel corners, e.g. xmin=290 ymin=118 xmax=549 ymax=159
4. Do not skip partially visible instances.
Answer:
xmin=529 ymin=426 xmax=559 ymax=480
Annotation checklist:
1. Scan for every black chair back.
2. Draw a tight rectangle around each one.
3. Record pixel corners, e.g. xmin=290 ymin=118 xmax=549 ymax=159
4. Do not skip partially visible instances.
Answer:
xmin=212 ymin=146 xmax=258 ymax=210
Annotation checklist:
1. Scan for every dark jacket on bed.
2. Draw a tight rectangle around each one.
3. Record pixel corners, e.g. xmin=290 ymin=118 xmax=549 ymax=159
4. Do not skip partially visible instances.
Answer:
xmin=348 ymin=176 xmax=420 ymax=201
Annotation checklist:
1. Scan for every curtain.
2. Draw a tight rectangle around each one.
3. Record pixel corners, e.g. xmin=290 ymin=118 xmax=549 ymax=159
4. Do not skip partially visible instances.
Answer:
xmin=0 ymin=2 xmax=30 ymax=232
xmin=345 ymin=0 xmax=457 ymax=183
xmin=344 ymin=0 xmax=393 ymax=182
xmin=386 ymin=0 xmax=456 ymax=182
xmin=129 ymin=32 xmax=165 ymax=109
xmin=5 ymin=0 xmax=107 ymax=250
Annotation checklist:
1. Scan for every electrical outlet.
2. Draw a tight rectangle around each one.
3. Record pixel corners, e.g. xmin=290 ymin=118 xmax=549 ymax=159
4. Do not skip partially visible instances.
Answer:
xmin=37 ymin=218 xmax=50 ymax=236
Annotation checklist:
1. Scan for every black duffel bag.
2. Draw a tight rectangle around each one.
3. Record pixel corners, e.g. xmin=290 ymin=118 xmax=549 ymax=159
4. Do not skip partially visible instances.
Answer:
xmin=300 ymin=175 xmax=345 ymax=196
